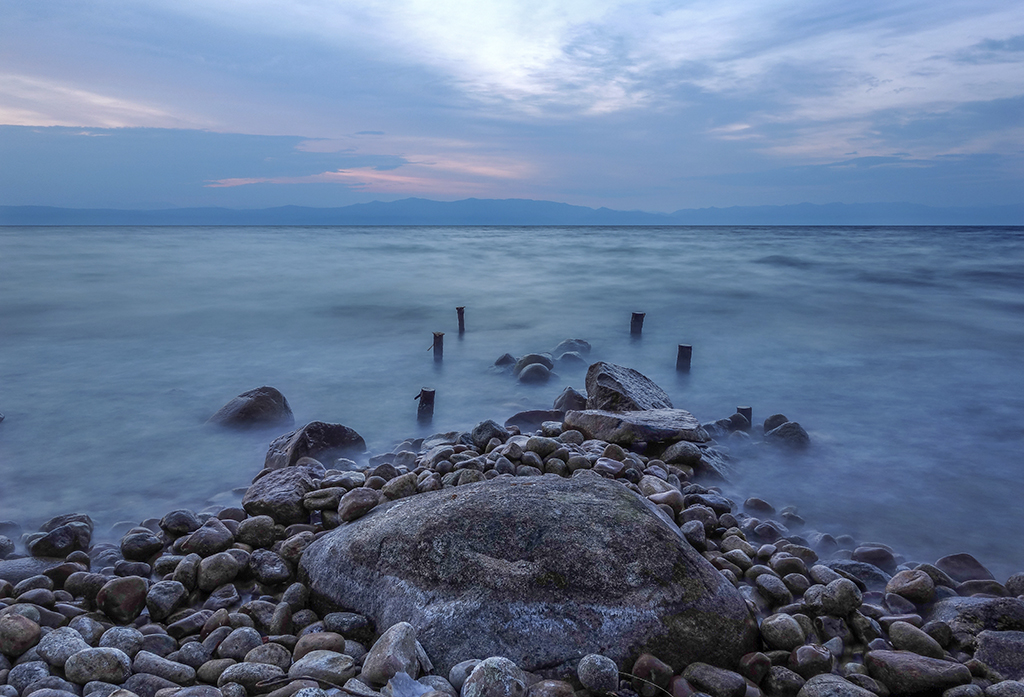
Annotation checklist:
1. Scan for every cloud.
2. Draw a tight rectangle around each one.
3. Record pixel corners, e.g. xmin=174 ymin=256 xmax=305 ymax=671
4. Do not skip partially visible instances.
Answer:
xmin=0 ymin=73 xmax=198 ymax=129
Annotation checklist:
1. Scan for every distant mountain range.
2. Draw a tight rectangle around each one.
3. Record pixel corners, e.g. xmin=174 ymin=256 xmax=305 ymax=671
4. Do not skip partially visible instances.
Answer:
xmin=2 ymin=199 xmax=1022 ymax=225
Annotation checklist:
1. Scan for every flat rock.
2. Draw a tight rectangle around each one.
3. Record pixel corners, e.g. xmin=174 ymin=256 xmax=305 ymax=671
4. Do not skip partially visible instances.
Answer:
xmin=209 ymin=386 xmax=294 ymax=430
xmin=564 ymin=409 xmax=709 ymax=447
xmin=584 ymin=362 xmax=672 ymax=412
xmin=865 ymin=650 xmax=970 ymax=695
xmin=926 ymin=597 xmax=1024 ymax=639
xmin=973 ymin=630 xmax=1024 ymax=680
xmin=265 ymin=421 xmax=366 ymax=470
xmin=0 ymin=556 xmax=63 ymax=586
xmin=300 ymin=473 xmax=756 ymax=677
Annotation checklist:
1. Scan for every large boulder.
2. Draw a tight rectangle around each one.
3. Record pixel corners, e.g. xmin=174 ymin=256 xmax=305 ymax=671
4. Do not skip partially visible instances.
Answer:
xmin=265 ymin=421 xmax=366 ymax=470
xmin=209 ymin=386 xmax=294 ymax=430
xmin=300 ymin=473 xmax=756 ymax=677
xmin=564 ymin=409 xmax=709 ymax=447
xmin=585 ymin=363 xmax=672 ymax=412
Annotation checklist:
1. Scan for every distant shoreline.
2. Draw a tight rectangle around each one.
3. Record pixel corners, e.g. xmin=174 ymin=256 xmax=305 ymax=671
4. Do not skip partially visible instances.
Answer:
xmin=2 ymin=199 xmax=1022 ymax=227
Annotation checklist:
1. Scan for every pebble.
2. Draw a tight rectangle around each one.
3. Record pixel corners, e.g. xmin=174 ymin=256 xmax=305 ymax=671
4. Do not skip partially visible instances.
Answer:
xmin=361 ymin=622 xmax=421 ymax=685
xmin=576 ymin=654 xmax=619 ymax=694
xmin=65 ymin=648 xmax=133 ymax=685
xmin=462 ymin=657 xmax=528 ymax=697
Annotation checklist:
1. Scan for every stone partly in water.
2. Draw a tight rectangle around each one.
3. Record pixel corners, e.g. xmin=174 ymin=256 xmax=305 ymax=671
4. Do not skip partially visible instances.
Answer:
xmin=208 ymin=386 xmax=294 ymax=430
xmin=300 ymin=473 xmax=756 ymax=677
xmin=264 ymin=421 xmax=366 ymax=470
xmin=563 ymin=409 xmax=710 ymax=447
xmin=584 ymin=362 xmax=672 ymax=412
xmin=518 ymin=364 xmax=552 ymax=385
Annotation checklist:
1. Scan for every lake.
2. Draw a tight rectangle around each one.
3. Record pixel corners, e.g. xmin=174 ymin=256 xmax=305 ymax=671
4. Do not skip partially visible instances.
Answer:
xmin=1 ymin=225 xmax=1022 ymax=577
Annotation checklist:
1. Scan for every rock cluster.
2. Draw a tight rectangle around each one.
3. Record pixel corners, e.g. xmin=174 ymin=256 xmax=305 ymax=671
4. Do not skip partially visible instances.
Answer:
xmin=1 ymin=365 xmax=1022 ymax=697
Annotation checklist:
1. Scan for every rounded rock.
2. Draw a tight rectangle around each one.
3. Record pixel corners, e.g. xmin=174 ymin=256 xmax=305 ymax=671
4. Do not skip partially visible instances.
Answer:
xmin=65 ymin=648 xmax=133 ymax=685
xmin=0 ymin=613 xmax=41 ymax=656
xmin=464 ymin=657 xmax=529 ymax=697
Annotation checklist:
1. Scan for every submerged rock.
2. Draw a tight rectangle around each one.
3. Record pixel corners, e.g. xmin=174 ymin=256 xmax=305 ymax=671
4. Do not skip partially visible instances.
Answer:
xmin=300 ymin=473 xmax=756 ymax=677
xmin=265 ymin=421 xmax=366 ymax=470
xmin=585 ymin=362 xmax=672 ymax=412
xmin=208 ymin=386 xmax=294 ymax=430
xmin=564 ymin=409 xmax=709 ymax=447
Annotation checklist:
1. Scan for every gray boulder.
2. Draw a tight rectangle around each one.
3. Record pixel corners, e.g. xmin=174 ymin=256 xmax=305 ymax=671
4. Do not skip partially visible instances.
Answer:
xmin=300 ymin=473 xmax=756 ymax=677
xmin=243 ymin=465 xmax=320 ymax=525
xmin=552 ymin=387 xmax=587 ymax=412
xmin=265 ymin=421 xmax=366 ymax=470
xmin=584 ymin=362 xmax=672 ymax=412
xmin=209 ymin=387 xmax=294 ymax=430
xmin=563 ymin=409 xmax=709 ymax=447
xmin=974 ymin=630 xmax=1024 ymax=680
xmin=764 ymin=422 xmax=810 ymax=448
xmin=864 ymin=650 xmax=970 ymax=694
xmin=513 ymin=354 xmax=554 ymax=377
xmin=552 ymin=339 xmax=591 ymax=358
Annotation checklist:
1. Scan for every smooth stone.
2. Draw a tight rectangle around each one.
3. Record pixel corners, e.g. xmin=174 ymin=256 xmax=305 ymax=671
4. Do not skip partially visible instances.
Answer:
xmin=132 ymin=651 xmax=197 ymax=685
xmin=764 ymin=422 xmax=810 ymax=448
xmin=865 ymin=650 xmax=971 ymax=694
xmin=37 ymin=626 xmax=90 ymax=667
xmin=681 ymin=662 xmax=746 ymax=697
xmin=179 ymin=520 xmax=235 ymax=558
xmin=935 ymin=554 xmax=995 ymax=584
xmin=577 ymin=654 xmax=618 ymax=693
xmin=464 ymin=657 xmax=528 ymax=697
xmin=208 ymin=386 xmax=294 ymax=430
xmin=65 ymin=648 xmax=133 ymax=685
xmin=889 ymin=621 xmax=945 ymax=659
xmin=823 ymin=560 xmax=891 ymax=592
xmin=585 ymin=362 xmax=672 ymax=412
xmin=518 ymin=364 xmax=552 ymax=384
xmin=216 ymin=663 xmax=285 ymax=692
xmin=338 ymin=488 xmax=381 ymax=523
xmin=215 ymin=628 xmax=262 ymax=661
xmin=796 ymin=674 xmax=875 ymax=697
xmin=98 ymin=628 xmax=145 ymax=660
xmin=300 ymin=475 xmax=756 ymax=676
xmin=886 ymin=570 xmax=935 ymax=604
xmin=287 ymin=650 xmax=356 ymax=683
xmin=264 ymin=421 xmax=365 ymax=470
xmin=0 ymin=613 xmax=42 ymax=655
xmin=761 ymin=614 xmax=806 ymax=651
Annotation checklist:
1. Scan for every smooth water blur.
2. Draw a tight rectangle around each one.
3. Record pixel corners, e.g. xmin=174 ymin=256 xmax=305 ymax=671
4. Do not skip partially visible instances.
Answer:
xmin=1 ymin=226 xmax=1022 ymax=577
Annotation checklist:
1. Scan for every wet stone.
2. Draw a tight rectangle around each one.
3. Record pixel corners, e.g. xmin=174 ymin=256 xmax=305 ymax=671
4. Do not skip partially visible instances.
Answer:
xmin=65 ymin=648 xmax=133 ymax=685
xmin=577 ymin=654 xmax=618 ymax=693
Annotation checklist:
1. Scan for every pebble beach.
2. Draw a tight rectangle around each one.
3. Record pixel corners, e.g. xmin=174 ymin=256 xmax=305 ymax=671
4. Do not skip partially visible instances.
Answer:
xmin=2 ymin=358 xmax=1024 ymax=697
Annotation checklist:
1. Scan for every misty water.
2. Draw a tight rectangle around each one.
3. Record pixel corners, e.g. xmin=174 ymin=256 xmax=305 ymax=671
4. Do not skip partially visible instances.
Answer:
xmin=1 ymin=225 xmax=1022 ymax=577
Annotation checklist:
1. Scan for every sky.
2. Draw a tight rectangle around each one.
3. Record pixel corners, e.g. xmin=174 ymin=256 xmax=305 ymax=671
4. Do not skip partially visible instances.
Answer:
xmin=1 ymin=0 xmax=1022 ymax=211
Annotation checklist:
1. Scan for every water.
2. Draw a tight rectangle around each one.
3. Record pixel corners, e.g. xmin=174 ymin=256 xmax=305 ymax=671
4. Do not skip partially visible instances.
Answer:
xmin=1 ymin=225 xmax=1022 ymax=578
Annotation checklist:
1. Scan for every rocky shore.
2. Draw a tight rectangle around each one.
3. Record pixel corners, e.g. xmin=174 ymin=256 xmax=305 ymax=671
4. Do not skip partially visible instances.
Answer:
xmin=1 ymin=361 xmax=1023 ymax=697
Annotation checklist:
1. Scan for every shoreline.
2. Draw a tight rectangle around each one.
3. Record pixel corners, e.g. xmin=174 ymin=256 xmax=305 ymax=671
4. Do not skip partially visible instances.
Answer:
xmin=3 ymin=368 xmax=1024 ymax=696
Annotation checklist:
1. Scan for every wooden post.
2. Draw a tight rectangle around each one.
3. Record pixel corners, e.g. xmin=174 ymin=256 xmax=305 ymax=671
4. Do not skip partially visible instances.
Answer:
xmin=630 ymin=312 xmax=646 ymax=336
xmin=456 ymin=306 xmax=465 ymax=334
xmin=737 ymin=406 xmax=752 ymax=430
xmin=432 ymin=332 xmax=444 ymax=362
xmin=415 ymin=388 xmax=435 ymax=423
xmin=676 ymin=344 xmax=692 ymax=372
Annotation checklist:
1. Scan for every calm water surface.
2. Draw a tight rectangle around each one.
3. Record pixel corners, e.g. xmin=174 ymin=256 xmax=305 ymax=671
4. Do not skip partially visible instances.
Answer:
xmin=1 ymin=226 xmax=1022 ymax=577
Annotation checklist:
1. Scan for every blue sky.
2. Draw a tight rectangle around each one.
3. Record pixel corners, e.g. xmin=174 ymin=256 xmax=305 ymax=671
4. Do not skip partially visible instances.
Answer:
xmin=1 ymin=0 xmax=1022 ymax=211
